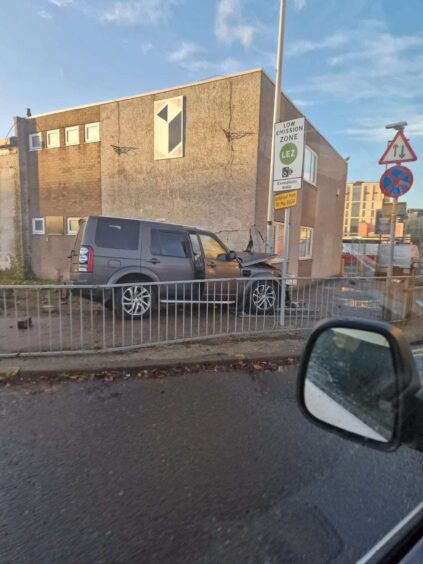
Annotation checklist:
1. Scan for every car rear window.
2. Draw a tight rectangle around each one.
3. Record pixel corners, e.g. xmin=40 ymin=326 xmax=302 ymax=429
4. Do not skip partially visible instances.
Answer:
xmin=151 ymin=229 xmax=191 ymax=258
xmin=95 ymin=218 xmax=140 ymax=250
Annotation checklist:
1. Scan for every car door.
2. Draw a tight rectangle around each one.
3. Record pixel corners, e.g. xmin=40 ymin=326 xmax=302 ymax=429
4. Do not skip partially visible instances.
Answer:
xmin=143 ymin=226 xmax=195 ymax=300
xmin=198 ymin=232 xmax=241 ymax=299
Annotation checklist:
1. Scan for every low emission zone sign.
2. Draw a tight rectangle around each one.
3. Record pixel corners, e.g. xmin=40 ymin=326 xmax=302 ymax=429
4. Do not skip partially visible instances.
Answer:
xmin=273 ymin=117 xmax=305 ymax=192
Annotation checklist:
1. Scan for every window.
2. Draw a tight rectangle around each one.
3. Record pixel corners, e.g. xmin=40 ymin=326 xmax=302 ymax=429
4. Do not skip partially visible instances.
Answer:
xmin=65 ymin=126 xmax=80 ymax=146
xmin=351 ymin=203 xmax=360 ymax=217
xmin=151 ymin=229 xmax=190 ymax=258
xmin=67 ymin=217 xmax=81 ymax=235
xmin=352 ymin=185 xmax=361 ymax=201
xmin=29 ymin=133 xmax=42 ymax=151
xmin=199 ymin=234 xmax=227 ymax=260
xmin=303 ymin=146 xmax=318 ymax=185
xmin=85 ymin=122 xmax=100 ymax=143
xmin=299 ymin=227 xmax=313 ymax=260
xmin=350 ymin=218 xmax=359 ymax=234
xmin=95 ymin=218 xmax=140 ymax=250
xmin=32 ymin=218 xmax=45 ymax=234
xmin=46 ymin=129 xmax=60 ymax=148
xmin=46 ymin=216 xmax=64 ymax=235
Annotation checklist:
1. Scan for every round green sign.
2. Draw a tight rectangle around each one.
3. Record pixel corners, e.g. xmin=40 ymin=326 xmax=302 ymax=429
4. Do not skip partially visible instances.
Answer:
xmin=280 ymin=143 xmax=298 ymax=165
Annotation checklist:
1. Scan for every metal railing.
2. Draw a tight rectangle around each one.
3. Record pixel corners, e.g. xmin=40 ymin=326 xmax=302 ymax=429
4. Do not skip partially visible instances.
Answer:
xmin=0 ymin=276 xmax=421 ymax=357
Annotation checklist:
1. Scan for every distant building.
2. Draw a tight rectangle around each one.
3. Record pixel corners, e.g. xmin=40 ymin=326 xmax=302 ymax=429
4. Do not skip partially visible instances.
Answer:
xmin=405 ymin=208 xmax=423 ymax=252
xmin=0 ymin=68 xmax=347 ymax=281
xmin=343 ymin=181 xmax=389 ymax=236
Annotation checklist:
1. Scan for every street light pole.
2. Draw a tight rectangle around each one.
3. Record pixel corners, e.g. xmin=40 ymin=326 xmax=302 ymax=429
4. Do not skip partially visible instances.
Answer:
xmin=265 ymin=0 xmax=286 ymax=254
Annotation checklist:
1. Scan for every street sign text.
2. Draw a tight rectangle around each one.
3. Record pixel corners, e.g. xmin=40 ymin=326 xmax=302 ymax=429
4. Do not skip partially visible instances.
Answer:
xmin=274 ymin=190 xmax=298 ymax=210
xmin=273 ymin=117 xmax=305 ymax=192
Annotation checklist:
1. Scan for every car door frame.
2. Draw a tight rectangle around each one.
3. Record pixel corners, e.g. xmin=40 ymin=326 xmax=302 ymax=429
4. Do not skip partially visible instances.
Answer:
xmin=197 ymin=231 xmax=241 ymax=300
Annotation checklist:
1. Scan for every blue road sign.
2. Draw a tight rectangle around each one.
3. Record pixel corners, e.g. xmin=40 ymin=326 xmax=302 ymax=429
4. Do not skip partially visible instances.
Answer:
xmin=379 ymin=165 xmax=413 ymax=199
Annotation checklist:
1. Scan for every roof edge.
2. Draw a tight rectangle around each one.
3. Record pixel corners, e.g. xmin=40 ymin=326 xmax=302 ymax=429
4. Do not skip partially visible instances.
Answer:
xmin=22 ymin=68 xmax=264 ymax=120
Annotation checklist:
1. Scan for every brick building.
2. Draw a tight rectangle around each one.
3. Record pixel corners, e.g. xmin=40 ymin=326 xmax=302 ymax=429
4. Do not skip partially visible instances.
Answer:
xmin=0 ymin=68 xmax=347 ymax=281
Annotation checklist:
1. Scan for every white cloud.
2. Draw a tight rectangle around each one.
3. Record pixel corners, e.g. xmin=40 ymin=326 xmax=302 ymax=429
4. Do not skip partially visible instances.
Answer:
xmin=292 ymin=98 xmax=316 ymax=108
xmin=287 ymin=32 xmax=348 ymax=57
xmin=292 ymin=24 xmax=423 ymax=105
xmin=166 ymin=42 xmax=244 ymax=74
xmin=167 ymin=42 xmax=200 ymax=64
xmin=346 ymin=115 xmax=423 ymax=142
xmin=99 ymin=0 xmax=182 ymax=26
xmin=141 ymin=41 xmax=153 ymax=54
xmin=215 ymin=0 xmax=255 ymax=48
xmin=38 ymin=10 xmax=53 ymax=20
xmin=293 ymin=0 xmax=306 ymax=10
xmin=48 ymin=0 xmax=73 ymax=6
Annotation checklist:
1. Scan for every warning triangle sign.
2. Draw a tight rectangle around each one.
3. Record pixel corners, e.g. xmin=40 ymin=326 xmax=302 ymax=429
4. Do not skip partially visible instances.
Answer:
xmin=379 ymin=130 xmax=418 ymax=165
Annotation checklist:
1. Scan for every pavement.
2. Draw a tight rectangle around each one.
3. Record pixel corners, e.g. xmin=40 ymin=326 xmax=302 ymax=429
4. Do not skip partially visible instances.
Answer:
xmin=0 ymin=365 xmax=422 ymax=564
xmin=0 ymin=332 xmax=305 ymax=378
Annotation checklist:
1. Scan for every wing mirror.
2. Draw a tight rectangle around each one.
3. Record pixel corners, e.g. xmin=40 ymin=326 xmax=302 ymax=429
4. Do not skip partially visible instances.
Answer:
xmin=217 ymin=251 xmax=237 ymax=261
xmin=297 ymin=319 xmax=423 ymax=451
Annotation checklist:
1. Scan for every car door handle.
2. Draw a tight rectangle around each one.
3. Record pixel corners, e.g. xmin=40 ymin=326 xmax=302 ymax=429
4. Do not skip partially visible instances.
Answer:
xmin=147 ymin=258 xmax=160 ymax=264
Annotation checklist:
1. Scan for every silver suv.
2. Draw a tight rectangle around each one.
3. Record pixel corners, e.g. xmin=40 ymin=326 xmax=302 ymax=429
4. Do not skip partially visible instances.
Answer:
xmin=70 ymin=216 xmax=283 ymax=318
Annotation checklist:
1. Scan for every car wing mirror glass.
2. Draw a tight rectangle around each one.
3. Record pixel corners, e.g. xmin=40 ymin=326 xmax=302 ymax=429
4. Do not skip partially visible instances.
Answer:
xmin=217 ymin=253 xmax=228 ymax=261
xmin=227 ymin=250 xmax=237 ymax=260
xmin=297 ymin=320 xmax=422 ymax=450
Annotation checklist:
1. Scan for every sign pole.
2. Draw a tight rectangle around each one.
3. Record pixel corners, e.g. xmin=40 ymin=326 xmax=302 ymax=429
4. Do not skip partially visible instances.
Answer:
xmin=265 ymin=0 xmax=286 ymax=254
xmin=387 ymin=200 xmax=397 ymax=279
xmin=279 ymin=208 xmax=290 ymax=326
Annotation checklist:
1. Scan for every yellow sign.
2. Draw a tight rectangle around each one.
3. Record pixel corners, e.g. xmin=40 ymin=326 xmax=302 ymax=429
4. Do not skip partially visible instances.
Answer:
xmin=274 ymin=191 xmax=298 ymax=210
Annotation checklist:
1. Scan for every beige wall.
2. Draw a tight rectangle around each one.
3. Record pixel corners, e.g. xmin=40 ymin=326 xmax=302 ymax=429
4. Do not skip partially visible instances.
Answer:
xmin=100 ymin=71 xmax=262 ymax=252
xmin=0 ymin=140 xmax=21 ymax=272
xmin=257 ymin=74 xmax=346 ymax=278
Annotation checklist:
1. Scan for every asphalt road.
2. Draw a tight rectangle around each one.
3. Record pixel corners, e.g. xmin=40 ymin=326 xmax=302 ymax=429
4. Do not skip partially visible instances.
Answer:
xmin=0 ymin=366 xmax=422 ymax=564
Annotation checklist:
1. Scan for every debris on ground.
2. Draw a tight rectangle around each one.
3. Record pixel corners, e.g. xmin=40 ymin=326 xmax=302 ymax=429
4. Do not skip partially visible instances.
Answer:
xmin=0 ymin=357 xmax=298 ymax=387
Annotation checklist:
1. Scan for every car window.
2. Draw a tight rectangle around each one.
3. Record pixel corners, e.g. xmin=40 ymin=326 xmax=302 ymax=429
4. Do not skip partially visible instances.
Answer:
xmin=95 ymin=218 xmax=140 ymax=250
xmin=151 ymin=229 xmax=191 ymax=258
xmin=199 ymin=234 xmax=227 ymax=260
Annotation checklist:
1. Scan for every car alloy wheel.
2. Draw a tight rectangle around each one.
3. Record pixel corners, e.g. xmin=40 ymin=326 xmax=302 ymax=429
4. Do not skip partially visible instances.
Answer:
xmin=121 ymin=284 xmax=152 ymax=318
xmin=251 ymin=281 xmax=277 ymax=314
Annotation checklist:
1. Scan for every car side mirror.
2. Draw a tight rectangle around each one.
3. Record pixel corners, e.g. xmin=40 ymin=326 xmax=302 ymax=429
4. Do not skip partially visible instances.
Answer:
xmin=227 ymin=250 xmax=237 ymax=260
xmin=297 ymin=319 xmax=423 ymax=451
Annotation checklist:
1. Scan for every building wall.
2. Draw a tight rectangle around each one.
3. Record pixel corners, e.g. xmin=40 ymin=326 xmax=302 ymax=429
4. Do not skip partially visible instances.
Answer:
xmin=100 ymin=70 xmax=262 ymax=252
xmin=21 ymin=107 xmax=102 ymax=279
xmin=344 ymin=181 xmax=386 ymax=236
xmin=256 ymin=73 xmax=346 ymax=278
xmin=0 ymin=139 xmax=22 ymax=273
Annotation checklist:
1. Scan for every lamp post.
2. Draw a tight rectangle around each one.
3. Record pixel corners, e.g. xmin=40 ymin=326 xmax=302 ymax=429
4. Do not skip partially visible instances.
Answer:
xmin=265 ymin=0 xmax=286 ymax=254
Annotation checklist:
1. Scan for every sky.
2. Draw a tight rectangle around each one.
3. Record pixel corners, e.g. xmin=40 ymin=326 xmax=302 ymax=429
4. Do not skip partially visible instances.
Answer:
xmin=0 ymin=0 xmax=422 ymax=206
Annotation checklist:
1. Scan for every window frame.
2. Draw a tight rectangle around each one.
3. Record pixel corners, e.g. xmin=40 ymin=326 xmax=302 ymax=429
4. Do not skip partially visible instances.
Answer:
xmin=85 ymin=122 xmax=100 ymax=144
xmin=67 ymin=217 xmax=81 ymax=236
xmin=198 ymin=232 xmax=228 ymax=260
xmin=299 ymin=226 xmax=313 ymax=260
xmin=29 ymin=133 xmax=42 ymax=151
xmin=151 ymin=228 xmax=192 ymax=259
xmin=303 ymin=146 xmax=318 ymax=186
xmin=46 ymin=129 xmax=60 ymax=149
xmin=65 ymin=126 xmax=80 ymax=146
xmin=32 ymin=217 xmax=45 ymax=235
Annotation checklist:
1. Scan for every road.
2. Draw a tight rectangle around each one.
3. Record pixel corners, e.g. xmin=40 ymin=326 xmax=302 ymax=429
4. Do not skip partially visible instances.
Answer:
xmin=0 ymin=366 xmax=422 ymax=564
